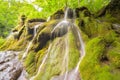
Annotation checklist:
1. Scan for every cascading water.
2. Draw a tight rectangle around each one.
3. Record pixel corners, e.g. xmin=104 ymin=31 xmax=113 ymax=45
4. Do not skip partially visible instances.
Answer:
xmin=74 ymin=24 xmax=85 ymax=73
xmin=63 ymin=35 xmax=69 ymax=80
xmin=51 ymin=8 xmax=69 ymax=33
xmin=22 ymin=23 xmax=41 ymax=59
xmin=22 ymin=41 xmax=32 ymax=59
xmin=51 ymin=8 xmax=85 ymax=80
xmin=68 ymin=23 xmax=85 ymax=80
xmin=30 ymin=44 xmax=52 ymax=80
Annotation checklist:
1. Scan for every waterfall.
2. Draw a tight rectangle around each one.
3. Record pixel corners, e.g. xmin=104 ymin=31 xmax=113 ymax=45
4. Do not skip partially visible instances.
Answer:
xmin=51 ymin=8 xmax=85 ymax=80
xmin=51 ymin=7 xmax=69 ymax=34
xmin=69 ymin=10 xmax=85 ymax=80
xmin=64 ymin=7 xmax=69 ymax=21
xmin=29 ymin=7 xmax=85 ymax=80
xmin=63 ymin=34 xmax=69 ymax=80
xmin=22 ymin=23 xmax=41 ymax=59
xmin=22 ymin=41 xmax=32 ymax=59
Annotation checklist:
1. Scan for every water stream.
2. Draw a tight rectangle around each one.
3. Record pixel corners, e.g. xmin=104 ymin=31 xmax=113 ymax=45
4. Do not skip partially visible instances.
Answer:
xmin=30 ymin=44 xmax=52 ymax=80
xmin=22 ymin=23 xmax=41 ymax=59
xmin=51 ymin=8 xmax=85 ymax=80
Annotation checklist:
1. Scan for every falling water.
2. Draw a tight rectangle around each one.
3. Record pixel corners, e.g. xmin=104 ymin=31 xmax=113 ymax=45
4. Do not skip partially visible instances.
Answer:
xmin=51 ymin=7 xmax=69 ymax=34
xmin=52 ymin=8 xmax=85 ymax=80
xmin=63 ymin=35 xmax=69 ymax=80
xmin=22 ymin=23 xmax=41 ymax=59
xmin=75 ymin=27 xmax=85 ymax=73
xmin=64 ymin=7 xmax=69 ymax=20
xmin=47 ymin=16 xmax=51 ymax=22
xmin=30 ymin=44 xmax=52 ymax=80
xmin=30 ymin=7 xmax=85 ymax=80
xmin=22 ymin=41 xmax=32 ymax=59
xmin=34 ymin=24 xmax=41 ymax=36
xmin=69 ymin=10 xmax=85 ymax=80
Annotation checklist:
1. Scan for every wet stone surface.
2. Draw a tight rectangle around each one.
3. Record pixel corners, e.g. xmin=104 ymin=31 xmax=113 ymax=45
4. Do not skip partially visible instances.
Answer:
xmin=0 ymin=51 xmax=25 ymax=80
xmin=51 ymin=69 xmax=81 ymax=80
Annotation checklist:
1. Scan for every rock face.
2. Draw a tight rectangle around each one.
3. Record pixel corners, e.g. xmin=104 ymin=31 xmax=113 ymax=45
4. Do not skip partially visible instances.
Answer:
xmin=0 ymin=51 xmax=25 ymax=80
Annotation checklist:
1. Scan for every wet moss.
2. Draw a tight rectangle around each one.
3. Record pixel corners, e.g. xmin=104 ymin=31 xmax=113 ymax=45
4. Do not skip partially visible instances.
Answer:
xmin=24 ymin=51 xmax=36 ymax=76
xmin=68 ymin=30 xmax=80 ymax=70
xmin=80 ymin=32 xmax=120 ymax=80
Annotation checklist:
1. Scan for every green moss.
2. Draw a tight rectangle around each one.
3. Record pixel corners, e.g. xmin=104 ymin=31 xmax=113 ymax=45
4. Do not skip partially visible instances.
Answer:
xmin=80 ymin=33 xmax=120 ymax=80
xmin=68 ymin=30 xmax=80 ymax=70
xmin=108 ymin=41 xmax=120 ymax=68
xmin=80 ymin=37 xmax=109 ymax=80
xmin=0 ymin=37 xmax=6 ymax=49
xmin=24 ymin=51 xmax=36 ymax=76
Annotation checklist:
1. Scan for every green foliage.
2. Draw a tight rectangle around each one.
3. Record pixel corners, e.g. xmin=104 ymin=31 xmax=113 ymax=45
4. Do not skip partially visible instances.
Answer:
xmin=80 ymin=0 xmax=110 ymax=13
xmin=0 ymin=0 xmax=111 ymax=37
xmin=80 ymin=37 xmax=111 ymax=80
xmin=0 ymin=37 xmax=5 ymax=47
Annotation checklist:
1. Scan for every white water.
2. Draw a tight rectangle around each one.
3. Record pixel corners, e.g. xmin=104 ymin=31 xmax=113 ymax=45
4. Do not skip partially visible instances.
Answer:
xmin=30 ymin=7 xmax=85 ymax=80
xmin=51 ymin=7 xmax=69 ymax=34
xmin=74 ymin=24 xmax=85 ymax=73
xmin=47 ymin=16 xmax=51 ymax=22
xmin=34 ymin=23 xmax=41 ymax=36
xmin=64 ymin=8 xmax=69 ymax=21
xmin=69 ymin=24 xmax=85 ymax=80
xmin=22 ymin=41 xmax=32 ymax=59
xmin=63 ymin=34 xmax=69 ymax=80
xmin=30 ymin=44 xmax=52 ymax=80
xmin=63 ymin=8 xmax=85 ymax=80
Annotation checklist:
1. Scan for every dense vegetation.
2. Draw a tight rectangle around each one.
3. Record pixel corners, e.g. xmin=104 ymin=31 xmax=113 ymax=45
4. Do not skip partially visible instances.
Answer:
xmin=0 ymin=0 xmax=110 ymax=37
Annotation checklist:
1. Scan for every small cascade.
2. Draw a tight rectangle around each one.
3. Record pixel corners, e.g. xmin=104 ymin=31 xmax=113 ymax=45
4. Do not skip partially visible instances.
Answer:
xmin=68 ymin=24 xmax=85 ymax=80
xmin=51 ymin=8 xmax=85 ymax=80
xmin=64 ymin=7 xmax=69 ymax=21
xmin=34 ymin=24 xmax=41 ymax=36
xmin=30 ymin=44 xmax=52 ymax=80
xmin=47 ymin=16 xmax=51 ymax=22
xmin=69 ymin=9 xmax=85 ymax=79
xmin=63 ymin=35 xmax=69 ymax=80
xmin=22 ymin=41 xmax=32 ymax=59
xmin=51 ymin=7 xmax=69 ymax=34
xmin=22 ymin=23 xmax=41 ymax=59
xmin=75 ymin=27 xmax=85 ymax=73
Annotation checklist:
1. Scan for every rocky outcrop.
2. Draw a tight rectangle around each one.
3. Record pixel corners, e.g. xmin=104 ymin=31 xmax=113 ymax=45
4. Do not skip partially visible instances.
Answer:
xmin=0 ymin=51 xmax=26 ymax=80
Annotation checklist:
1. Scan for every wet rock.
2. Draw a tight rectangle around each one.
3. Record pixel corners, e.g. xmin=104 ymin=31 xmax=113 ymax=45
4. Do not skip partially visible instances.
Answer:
xmin=112 ymin=23 xmax=120 ymax=34
xmin=0 ymin=51 xmax=24 ymax=80
xmin=28 ymin=19 xmax=46 ymax=23
xmin=51 ymin=69 xmax=81 ymax=80
xmin=51 ymin=10 xmax=64 ymax=20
